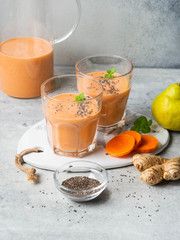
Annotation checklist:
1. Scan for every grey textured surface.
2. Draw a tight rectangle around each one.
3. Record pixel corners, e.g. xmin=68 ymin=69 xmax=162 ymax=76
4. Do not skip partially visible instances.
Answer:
xmin=0 ymin=67 xmax=180 ymax=240
xmin=54 ymin=0 xmax=180 ymax=68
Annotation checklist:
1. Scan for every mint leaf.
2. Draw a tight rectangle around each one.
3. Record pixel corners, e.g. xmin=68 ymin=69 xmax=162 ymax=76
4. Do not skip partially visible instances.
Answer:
xmin=134 ymin=116 xmax=147 ymax=126
xmin=75 ymin=92 xmax=86 ymax=102
xmin=105 ymin=73 xmax=110 ymax=78
xmin=104 ymin=68 xmax=116 ymax=78
xmin=130 ymin=126 xmax=140 ymax=132
xmin=141 ymin=126 xmax=151 ymax=133
xmin=130 ymin=116 xmax=153 ymax=134
xmin=148 ymin=120 xmax=153 ymax=126
xmin=111 ymin=68 xmax=116 ymax=74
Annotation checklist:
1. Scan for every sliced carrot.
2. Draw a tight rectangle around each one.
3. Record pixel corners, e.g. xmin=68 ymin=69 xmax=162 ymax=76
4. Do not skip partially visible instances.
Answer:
xmin=120 ymin=131 xmax=142 ymax=149
xmin=106 ymin=134 xmax=135 ymax=157
xmin=134 ymin=135 xmax=159 ymax=153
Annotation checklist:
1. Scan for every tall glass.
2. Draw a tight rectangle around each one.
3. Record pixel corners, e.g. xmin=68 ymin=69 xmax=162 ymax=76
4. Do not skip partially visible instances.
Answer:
xmin=76 ymin=55 xmax=133 ymax=131
xmin=0 ymin=0 xmax=80 ymax=98
xmin=41 ymin=75 xmax=103 ymax=157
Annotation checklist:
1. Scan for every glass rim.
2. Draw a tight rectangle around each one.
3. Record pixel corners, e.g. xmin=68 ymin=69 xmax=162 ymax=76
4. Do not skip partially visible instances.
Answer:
xmin=41 ymin=74 xmax=103 ymax=102
xmin=75 ymin=54 xmax=133 ymax=78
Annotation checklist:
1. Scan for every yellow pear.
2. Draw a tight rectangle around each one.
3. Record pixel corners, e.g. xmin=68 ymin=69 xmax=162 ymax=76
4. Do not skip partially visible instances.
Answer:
xmin=152 ymin=83 xmax=180 ymax=131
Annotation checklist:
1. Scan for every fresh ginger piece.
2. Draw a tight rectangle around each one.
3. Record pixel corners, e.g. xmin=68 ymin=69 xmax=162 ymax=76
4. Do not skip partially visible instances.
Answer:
xmin=133 ymin=154 xmax=168 ymax=171
xmin=133 ymin=154 xmax=180 ymax=185
xmin=140 ymin=165 xmax=164 ymax=185
xmin=163 ymin=157 xmax=180 ymax=181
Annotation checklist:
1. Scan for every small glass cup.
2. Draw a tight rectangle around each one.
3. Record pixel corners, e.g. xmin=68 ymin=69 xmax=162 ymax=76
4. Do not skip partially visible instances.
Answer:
xmin=75 ymin=55 xmax=133 ymax=131
xmin=41 ymin=74 xmax=103 ymax=157
xmin=54 ymin=160 xmax=108 ymax=202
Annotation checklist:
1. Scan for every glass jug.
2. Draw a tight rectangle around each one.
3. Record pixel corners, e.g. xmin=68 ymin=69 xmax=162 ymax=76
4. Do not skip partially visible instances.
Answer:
xmin=0 ymin=0 xmax=80 ymax=98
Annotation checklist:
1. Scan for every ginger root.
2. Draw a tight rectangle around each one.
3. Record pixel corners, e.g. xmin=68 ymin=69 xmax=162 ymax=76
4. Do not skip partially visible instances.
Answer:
xmin=133 ymin=154 xmax=180 ymax=185
xmin=15 ymin=148 xmax=42 ymax=182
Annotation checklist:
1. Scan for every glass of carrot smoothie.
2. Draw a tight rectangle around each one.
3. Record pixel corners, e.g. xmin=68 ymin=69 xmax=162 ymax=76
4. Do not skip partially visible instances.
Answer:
xmin=75 ymin=55 xmax=133 ymax=131
xmin=41 ymin=74 xmax=103 ymax=157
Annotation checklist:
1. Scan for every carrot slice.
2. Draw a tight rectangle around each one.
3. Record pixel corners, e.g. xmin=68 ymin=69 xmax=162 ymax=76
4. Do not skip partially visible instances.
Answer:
xmin=106 ymin=134 xmax=135 ymax=157
xmin=120 ymin=131 xmax=142 ymax=149
xmin=134 ymin=135 xmax=159 ymax=153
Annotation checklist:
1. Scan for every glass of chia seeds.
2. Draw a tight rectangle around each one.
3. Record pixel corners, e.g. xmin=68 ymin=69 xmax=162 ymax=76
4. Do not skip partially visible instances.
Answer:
xmin=54 ymin=160 xmax=108 ymax=202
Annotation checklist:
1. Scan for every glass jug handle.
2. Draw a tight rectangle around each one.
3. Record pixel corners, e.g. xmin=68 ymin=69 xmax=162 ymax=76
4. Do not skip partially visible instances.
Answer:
xmin=52 ymin=0 xmax=81 ymax=45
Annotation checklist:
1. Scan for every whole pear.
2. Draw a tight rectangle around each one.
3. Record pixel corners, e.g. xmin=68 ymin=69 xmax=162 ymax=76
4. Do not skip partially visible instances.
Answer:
xmin=152 ymin=83 xmax=180 ymax=131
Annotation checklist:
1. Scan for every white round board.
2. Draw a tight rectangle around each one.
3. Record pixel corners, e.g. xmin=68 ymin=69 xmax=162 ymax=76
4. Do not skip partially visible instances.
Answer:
xmin=17 ymin=112 xmax=170 ymax=171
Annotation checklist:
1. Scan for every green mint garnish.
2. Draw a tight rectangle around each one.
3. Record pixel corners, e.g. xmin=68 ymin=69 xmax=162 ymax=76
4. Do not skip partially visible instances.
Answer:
xmin=75 ymin=92 xmax=86 ymax=102
xmin=105 ymin=68 xmax=116 ymax=78
xmin=130 ymin=116 xmax=153 ymax=134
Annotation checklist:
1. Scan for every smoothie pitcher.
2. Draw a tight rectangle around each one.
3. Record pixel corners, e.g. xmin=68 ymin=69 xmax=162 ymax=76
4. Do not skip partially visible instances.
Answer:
xmin=0 ymin=0 xmax=80 ymax=98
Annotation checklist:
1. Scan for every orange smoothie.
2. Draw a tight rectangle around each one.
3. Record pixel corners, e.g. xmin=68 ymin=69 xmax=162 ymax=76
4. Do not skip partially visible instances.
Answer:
xmin=87 ymin=72 xmax=131 ymax=126
xmin=43 ymin=93 xmax=101 ymax=153
xmin=0 ymin=37 xmax=53 ymax=98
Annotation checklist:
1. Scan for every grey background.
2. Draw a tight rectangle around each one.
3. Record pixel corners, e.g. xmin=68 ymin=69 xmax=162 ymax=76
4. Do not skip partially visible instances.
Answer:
xmin=0 ymin=0 xmax=179 ymax=68
xmin=54 ymin=0 xmax=180 ymax=68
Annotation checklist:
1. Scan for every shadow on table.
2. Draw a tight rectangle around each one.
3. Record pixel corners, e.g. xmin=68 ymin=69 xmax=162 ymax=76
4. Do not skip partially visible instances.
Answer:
xmin=155 ymin=178 xmax=180 ymax=187
xmin=86 ymin=188 xmax=111 ymax=205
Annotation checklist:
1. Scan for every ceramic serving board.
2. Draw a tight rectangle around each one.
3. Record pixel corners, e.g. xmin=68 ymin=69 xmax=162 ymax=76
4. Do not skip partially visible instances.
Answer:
xmin=17 ymin=111 xmax=170 ymax=171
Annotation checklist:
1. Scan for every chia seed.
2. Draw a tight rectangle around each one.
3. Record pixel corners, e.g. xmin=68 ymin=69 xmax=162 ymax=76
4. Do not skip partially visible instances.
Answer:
xmin=62 ymin=176 xmax=101 ymax=196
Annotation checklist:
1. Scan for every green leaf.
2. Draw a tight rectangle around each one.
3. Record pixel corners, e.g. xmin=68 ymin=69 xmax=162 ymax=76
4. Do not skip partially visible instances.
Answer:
xmin=130 ymin=116 xmax=153 ymax=134
xmin=148 ymin=120 xmax=153 ymax=126
xmin=105 ymin=73 xmax=110 ymax=78
xmin=110 ymin=68 xmax=116 ymax=74
xmin=130 ymin=126 xmax=140 ymax=133
xmin=141 ymin=126 xmax=150 ymax=133
xmin=104 ymin=68 xmax=116 ymax=79
xmin=134 ymin=116 xmax=147 ymax=126
xmin=75 ymin=92 xmax=86 ymax=102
